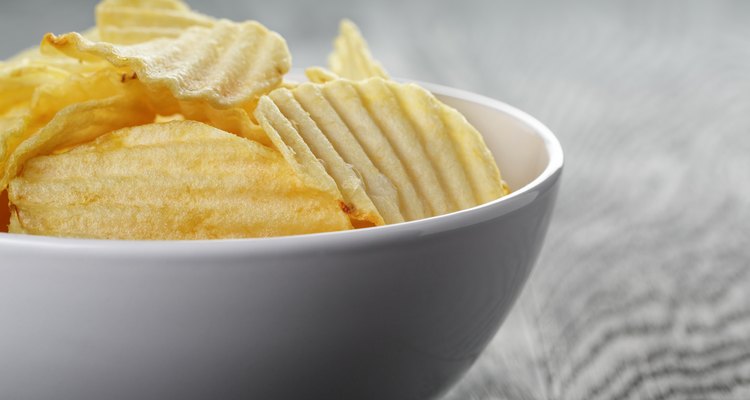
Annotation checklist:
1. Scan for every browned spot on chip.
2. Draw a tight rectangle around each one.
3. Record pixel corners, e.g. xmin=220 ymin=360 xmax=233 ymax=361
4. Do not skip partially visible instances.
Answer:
xmin=0 ymin=190 xmax=9 ymax=232
xmin=43 ymin=33 xmax=68 ymax=46
xmin=338 ymin=201 xmax=352 ymax=215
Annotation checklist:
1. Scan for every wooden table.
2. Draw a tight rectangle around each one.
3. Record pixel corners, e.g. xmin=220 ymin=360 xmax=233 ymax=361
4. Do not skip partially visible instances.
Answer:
xmin=2 ymin=1 xmax=749 ymax=398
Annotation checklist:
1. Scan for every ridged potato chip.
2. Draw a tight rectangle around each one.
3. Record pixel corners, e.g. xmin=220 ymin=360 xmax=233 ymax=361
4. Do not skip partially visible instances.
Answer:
xmin=254 ymin=97 xmax=373 ymax=226
xmin=96 ymin=0 xmax=215 ymax=44
xmin=2 ymin=90 xmax=155 ymax=191
xmin=259 ymin=90 xmax=390 ymax=227
xmin=43 ymin=20 xmax=292 ymax=110
xmin=0 ymin=69 xmax=147 ymax=191
xmin=176 ymin=101 xmax=270 ymax=146
xmin=0 ymin=36 xmax=108 ymax=118
xmin=328 ymin=20 xmax=389 ymax=81
xmin=8 ymin=121 xmax=353 ymax=239
xmin=305 ymin=66 xmax=339 ymax=84
xmin=255 ymin=78 xmax=506 ymax=222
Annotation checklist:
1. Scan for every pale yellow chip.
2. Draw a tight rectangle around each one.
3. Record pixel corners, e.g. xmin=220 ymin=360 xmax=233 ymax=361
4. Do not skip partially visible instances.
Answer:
xmin=0 ymin=69 xmax=148 ymax=192
xmin=1 ymin=90 xmax=155 ymax=192
xmin=0 ymin=28 xmax=109 ymax=117
xmin=0 ymin=64 xmax=68 ymax=116
xmin=8 ymin=121 xmax=353 ymax=239
xmin=256 ymin=78 xmax=506 ymax=222
xmin=96 ymin=0 xmax=215 ymax=44
xmin=264 ymin=89 xmax=389 ymax=227
xmin=176 ymin=101 xmax=270 ymax=146
xmin=43 ymin=19 xmax=292 ymax=109
xmin=305 ymin=66 xmax=339 ymax=84
xmin=254 ymin=97 xmax=363 ymax=225
xmin=328 ymin=20 xmax=388 ymax=80
xmin=281 ymin=85 xmax=403 ymax=224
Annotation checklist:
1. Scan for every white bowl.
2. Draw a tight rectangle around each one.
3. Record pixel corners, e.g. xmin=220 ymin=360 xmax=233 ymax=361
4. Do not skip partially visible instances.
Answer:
xmin=0 ymin=81 xmax=563 ymax=400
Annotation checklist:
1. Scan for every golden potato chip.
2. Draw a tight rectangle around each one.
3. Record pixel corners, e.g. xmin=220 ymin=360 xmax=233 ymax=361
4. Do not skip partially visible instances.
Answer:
xmin=1 ymin=92 xmax=155 ymax=191
xmin=8 ymin=121 xmax=352 ymax=239
xmin=256 ymin=78 xmax=506 ymax=221
xmin=328 ymin=20 xmax=388 ymax=80
xmin=262 ymin=89 xmax=388 ymax=227
xmin=354 ymin=78 xmax=453 ymax=216
xmin=390 ymin=82 xmax=478 ymax=210
xmin=96 ymin=0 xmax=215 ymax=44
xmin=0 ymin=37 xmax=109 ymax=117
xmin=3 ymin=26 xmax=100 ymax=67
xmin=176 ymin=101 xmax=270 ymax=146
xmin=0 ymin=69 xmax=147 ymax=191
xmin=43 ymin=20 xmax=292 ymax=109
xmin=352 ymin=78 xmax=506 ymax=205
xmin=283 ymin=85 xmax=404 ymax=224
xmin=0 ymin=64 xmax=68 ymax=116
xmin=305 ymin=66 xmax=339 ymax=84
xmin=254 ymin=98 xmax=355 ymax=221
xmin=303 ymin=79 xmax=428 ymax=221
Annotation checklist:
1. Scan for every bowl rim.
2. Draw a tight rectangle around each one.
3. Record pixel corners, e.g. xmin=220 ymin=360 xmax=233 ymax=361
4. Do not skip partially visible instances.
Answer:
xmin=0 ymin=81 xmax=563 ymax=253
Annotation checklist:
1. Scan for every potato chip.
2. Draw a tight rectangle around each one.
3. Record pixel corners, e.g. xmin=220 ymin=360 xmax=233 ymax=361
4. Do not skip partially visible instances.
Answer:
xmin=0 ymin=39 xmax=109 ymax=117
xmin=303 ymin=79 xmax=428 ymax=221
xmin=254 ymin=98 xmax=355 ymax=222
xmin=96 ymin=0 xmax=215 ymax=44
xmin=8 ymin=121 xmax=352 ymax=239
xmin=264 ymin=89 xmax=388 ymax=226
xmin=0 ymin=69 xmax=147 ymax=191
xmin=286 ymin=85 xmax=404 ymax=224
xmin=328 ymin=20 xmax=388 ymax=81
xmin=176 ymin=101 xmax=270 ymax=146
xmin=43 ymin=20 xmax=292 ymax=109
xmin=354 ymin=78 xmax=453 ymax=216
xmin=0 ymin=64 xmax=68 ymax=116
xmin=1 ymin=92 xmax=155 ymax=191
xmin=256 ymin=78 xmax=506 ymax=221
xmin=305 ymin=66 xmax=339 ymax=84
xmin=3 ymin=26 xmax=100 ymax=67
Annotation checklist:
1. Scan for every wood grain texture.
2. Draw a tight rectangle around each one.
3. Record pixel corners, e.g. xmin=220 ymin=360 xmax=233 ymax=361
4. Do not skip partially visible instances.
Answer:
xmin=2 ymin=0 xmax=749 ymax=399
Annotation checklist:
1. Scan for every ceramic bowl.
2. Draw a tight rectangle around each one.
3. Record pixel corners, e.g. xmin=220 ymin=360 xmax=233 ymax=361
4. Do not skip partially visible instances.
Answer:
xmin=0 ymin=81 xmax=563 ymax=400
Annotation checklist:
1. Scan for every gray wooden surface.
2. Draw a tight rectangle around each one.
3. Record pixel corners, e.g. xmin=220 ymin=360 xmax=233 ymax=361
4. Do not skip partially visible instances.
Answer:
xmin=2 ymin=0 xmax=749 ymax=399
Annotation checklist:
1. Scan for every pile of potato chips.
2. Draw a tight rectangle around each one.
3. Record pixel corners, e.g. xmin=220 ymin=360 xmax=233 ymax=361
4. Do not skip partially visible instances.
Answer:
xmin=0 ymin=0 xmax=508 ymax=239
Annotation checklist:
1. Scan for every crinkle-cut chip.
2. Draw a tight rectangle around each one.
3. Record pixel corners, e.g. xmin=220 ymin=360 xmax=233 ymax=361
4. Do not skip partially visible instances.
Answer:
xmin=96 ymin=0 xmax=215 ymax=44
xmin=391 ymin=82 xmax=478 ymax=211
xmin=305 ymin=66 xmax=339 ymax=84
xmin=254 ymin=98 xmax=347 ymax=211
xmin=4 ymin=26 xmax=100 ymax=67
xmin=0 ymin=33 xmax=109 ymax=116
xmin=0 ymin=69 xmax=145 ymax=189
xmin=328 ymin=20 xmax=389 ymax=80
xmin=354 ymin=78 xmax=453 ymax=216
xmin=1 ymin=93 xmax=155 ymax=191
xmin=43 ymin=20 xmax=292 ymax=109
xmin=274 ymin=85 xmax=403 ymax=225
xmin=262 ymin=89 xmax=387 ymax=227
xmin=177 ymin=101 xmax=270 ymax=146
xmin=314 ymin=80 xmax=427 ymax=221
xmin=356 ymin=78 xmax=505 ymax=206
xmin=258 ymin=78 xmax=506 ymax=222
xmin=0 ymin=64 xmax=69 ymax=116
xmin=8 ymin=121 xmax=353 ymax=239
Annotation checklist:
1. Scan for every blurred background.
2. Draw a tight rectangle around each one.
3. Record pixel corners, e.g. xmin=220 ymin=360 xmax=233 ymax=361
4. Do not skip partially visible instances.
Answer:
xmin=3 ymin=1 xmax=749 ymax=399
